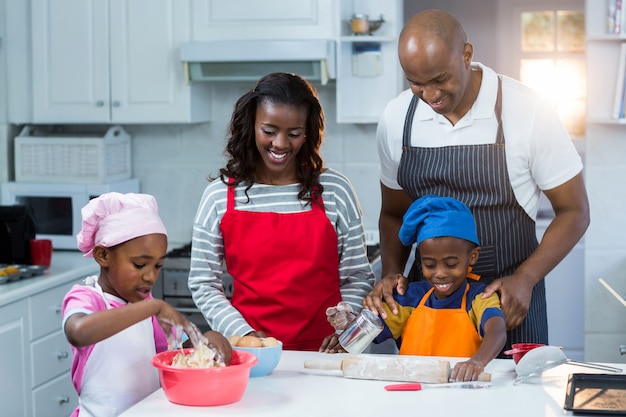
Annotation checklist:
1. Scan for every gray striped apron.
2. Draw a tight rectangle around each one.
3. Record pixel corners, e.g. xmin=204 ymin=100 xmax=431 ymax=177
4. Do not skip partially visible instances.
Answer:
xmin=397 ymin=76 xmax=548 ymax=354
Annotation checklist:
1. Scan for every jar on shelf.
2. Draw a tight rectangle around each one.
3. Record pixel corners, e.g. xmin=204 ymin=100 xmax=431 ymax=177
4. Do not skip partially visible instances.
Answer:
xmin=351 ymin=14 xmax=369 ymax=35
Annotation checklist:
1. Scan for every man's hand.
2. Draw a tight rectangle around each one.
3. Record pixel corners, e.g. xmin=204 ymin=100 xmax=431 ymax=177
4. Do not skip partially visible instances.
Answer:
xmin=482 ymin=273 xmax=534 ymax=330
xmin=362 ymin=273 xmax=408 ymax=319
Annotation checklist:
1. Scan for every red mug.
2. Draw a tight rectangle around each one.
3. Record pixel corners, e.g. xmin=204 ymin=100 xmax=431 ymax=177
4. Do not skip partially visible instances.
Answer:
xmin=30 ymin=239 xmax=53 ymax=268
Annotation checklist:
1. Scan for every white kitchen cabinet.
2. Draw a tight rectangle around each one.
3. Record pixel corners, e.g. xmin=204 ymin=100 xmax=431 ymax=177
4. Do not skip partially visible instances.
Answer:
xmin=0 ymin=283 xmax=79 ymax=417
xmin=31 ymin=0 xmax=210 ymax=124
xmin=27 ymin=281 xmax=78 ymax=417
xmin=190 ymin=0 xmax=335 ymax=40
xmin=0 ymin=252 xmax=99 ymax=417
xmin=0 ymin=301 xmax=29 ymax=417
xmin=584 ymin=0 xmax=626 ymax=363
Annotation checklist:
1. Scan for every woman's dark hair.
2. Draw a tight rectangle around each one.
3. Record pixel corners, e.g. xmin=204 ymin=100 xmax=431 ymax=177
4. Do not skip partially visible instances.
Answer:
xmin=218 ymin=72 xmax=325 ymax=204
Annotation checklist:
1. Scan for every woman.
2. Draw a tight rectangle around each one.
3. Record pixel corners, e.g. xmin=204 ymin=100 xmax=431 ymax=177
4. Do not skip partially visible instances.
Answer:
xmin=189 ymin=72 xmax=374 ymax=351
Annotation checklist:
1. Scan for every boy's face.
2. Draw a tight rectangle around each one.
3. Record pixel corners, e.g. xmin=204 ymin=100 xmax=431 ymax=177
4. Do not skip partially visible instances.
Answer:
xmin=96 ymin=233 xmax=167 ymax=303
xmin=419 ymin=236 xmax=480 ymax=300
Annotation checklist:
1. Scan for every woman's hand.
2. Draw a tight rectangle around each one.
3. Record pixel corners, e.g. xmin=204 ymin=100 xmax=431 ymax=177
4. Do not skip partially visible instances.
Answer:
xmin=245 ymin=330 xmax=267 ymax=338
xmin=319 ymin=332 xmax=346 ymax=353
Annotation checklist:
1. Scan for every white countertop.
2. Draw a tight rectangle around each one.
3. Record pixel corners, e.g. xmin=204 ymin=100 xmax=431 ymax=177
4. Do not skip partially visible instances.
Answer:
xmin=0 ymin=250 xmax=98 ymax=306
xmin=121 ymin=350 xmax=626 ymax=417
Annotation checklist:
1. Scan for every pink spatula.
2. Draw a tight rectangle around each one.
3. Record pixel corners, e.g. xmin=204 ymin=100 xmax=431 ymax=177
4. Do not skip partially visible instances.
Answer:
xmin=385 ymin=381 xmax=491 ymax=391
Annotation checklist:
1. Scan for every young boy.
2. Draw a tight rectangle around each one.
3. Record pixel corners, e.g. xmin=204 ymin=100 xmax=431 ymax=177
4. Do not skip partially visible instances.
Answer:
xmin=329 ymin=195 xmax=506 ymax=382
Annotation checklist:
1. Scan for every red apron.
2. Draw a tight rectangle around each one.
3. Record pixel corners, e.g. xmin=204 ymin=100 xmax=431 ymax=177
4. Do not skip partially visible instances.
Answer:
xmin=399 ymin=283 xmax=482 ymax=357
xmin=220 ymin=183 xmax=342 ymax=351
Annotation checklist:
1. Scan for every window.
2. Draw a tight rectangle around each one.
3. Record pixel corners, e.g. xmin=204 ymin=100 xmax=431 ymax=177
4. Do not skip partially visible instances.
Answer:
xmin=519 ymin=10 xmax=585 ymax=137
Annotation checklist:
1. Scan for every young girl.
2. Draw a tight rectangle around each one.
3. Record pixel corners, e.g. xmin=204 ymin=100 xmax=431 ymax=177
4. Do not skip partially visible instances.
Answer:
xmin=188 ymin=72 xmax=375 ymax=352
xmin=62 ymin=192 xmax=231 ymax=417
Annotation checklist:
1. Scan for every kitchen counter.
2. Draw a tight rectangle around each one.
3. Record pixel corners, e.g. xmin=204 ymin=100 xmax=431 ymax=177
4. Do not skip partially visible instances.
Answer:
xmin=121 ymin=350 xmax=626 ymax=417
xmin=0 ymin=250 xmax=97 ymax=307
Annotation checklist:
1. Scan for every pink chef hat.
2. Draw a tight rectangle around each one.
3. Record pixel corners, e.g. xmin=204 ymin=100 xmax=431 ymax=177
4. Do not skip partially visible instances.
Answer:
xmin=77 ymin=192 xmax=167 ymax=257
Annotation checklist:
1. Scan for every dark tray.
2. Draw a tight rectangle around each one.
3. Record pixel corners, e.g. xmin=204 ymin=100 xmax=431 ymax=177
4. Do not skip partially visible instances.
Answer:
xmin=0 ymin=264 xmax=46 ymax=285
xmin=564 ymin=373 xmax=626 ymax=415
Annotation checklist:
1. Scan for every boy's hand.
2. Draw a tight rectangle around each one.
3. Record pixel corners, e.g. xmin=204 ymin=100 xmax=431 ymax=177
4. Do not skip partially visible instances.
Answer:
xmin=450 ymin=359 xmax=485 ymax=382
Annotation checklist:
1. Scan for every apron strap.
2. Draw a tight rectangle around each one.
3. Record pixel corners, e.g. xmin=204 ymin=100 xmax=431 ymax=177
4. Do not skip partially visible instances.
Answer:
xmin=402 ymin=95 xmax=420 ymax=149
xmin=495 ymin=75 xmax=504 ymax=144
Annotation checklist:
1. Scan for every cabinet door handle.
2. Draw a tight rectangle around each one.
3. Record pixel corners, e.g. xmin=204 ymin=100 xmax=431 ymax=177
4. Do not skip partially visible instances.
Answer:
xmin=57 ymin=350 xmax=69 ymax=359
xmin=58 ymin=396 xmax=70 ymax=404
xmin=112 ymin=100 xmax=121 ymax=107
xmin=54 ymin=305 xmax=62 ymax=314
xmin=95 ymin=100 xmax=104 ymax=107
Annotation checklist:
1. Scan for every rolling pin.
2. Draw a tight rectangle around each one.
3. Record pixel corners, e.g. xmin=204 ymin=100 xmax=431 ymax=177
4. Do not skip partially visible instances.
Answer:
xmin=304 ymin=355 xmax=492 ymax=384
xmin=304 ymin=355 xmax=451 ymax=384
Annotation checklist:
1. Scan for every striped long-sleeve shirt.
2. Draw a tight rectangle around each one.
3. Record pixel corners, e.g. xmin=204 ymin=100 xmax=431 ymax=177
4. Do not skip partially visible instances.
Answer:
xmin=188 ymin=168 xmax=375 ymax=338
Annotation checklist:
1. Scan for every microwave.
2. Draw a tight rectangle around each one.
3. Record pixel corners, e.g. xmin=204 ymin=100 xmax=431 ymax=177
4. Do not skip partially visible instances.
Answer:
xmin=0 ymin=178 xmax=140 ymax=250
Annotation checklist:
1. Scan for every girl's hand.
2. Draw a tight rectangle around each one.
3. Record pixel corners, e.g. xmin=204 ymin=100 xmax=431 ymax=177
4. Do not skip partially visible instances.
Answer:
xmin=154 ymin=300 xmax=204 ymax=350
xmin=204 ymin=331 xmax=233 ymax=366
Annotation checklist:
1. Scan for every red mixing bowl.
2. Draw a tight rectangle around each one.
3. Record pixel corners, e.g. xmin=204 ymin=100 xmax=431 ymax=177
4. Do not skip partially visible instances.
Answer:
xmin=152 ymin=348 xmax=257 ymax=406
xmin=503 ymin=343 xmax=545 ymax=364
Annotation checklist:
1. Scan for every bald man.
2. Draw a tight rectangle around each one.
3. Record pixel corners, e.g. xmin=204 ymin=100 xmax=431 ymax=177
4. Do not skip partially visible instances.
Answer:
xmin=364 ymin=9 xmax=589 ymax=354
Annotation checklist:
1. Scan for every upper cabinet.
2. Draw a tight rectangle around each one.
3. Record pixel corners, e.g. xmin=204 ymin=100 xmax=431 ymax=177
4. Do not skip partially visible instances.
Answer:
xmin=190 ymin=0 xmax=335 ymax=40
xmin=31 ymin=0 xmax=210 ymax=124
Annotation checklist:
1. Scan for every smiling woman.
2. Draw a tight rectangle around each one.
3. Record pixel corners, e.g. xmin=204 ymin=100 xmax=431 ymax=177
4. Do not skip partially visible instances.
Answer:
xmin=188 ymin=72 xmax=375 ymax=353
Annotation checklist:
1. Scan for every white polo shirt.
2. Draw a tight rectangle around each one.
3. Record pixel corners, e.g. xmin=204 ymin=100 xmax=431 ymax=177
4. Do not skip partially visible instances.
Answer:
xmin=377 ymin=62 xmax=583 ymax=220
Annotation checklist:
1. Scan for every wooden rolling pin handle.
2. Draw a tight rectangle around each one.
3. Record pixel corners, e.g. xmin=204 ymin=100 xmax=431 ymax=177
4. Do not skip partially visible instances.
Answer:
xmin=477 ymin=372 xmax=491 ymax=382
xmin=304 ymin=359 xmax=342 ymax=371
xmin=449 ymin=369 xmax=491 ymax=382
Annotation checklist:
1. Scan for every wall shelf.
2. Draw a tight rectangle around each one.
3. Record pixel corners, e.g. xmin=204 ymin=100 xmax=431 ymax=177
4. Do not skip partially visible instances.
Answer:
xmin=583 ymin=0 xmax=626 ymax=362
xmin=340 ymin=36 xmax=396 ymax=43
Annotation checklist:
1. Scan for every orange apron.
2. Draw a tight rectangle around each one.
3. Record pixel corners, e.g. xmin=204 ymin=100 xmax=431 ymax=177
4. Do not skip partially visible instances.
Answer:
xmin=399 ymin=283 xmax=482 ymax=357
xmin=220 ymin=183 xmax=342 ymax=351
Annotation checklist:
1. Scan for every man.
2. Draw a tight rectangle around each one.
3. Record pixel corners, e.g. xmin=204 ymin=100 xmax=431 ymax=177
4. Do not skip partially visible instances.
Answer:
xmin=364 ymin=9 xmax=589 ymax=353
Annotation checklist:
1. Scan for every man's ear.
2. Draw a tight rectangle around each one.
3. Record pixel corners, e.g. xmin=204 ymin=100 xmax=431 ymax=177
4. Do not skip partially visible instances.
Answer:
xmin=463 ymin=42 xmax=473 ymax=67
xmin=93 ymin=246 xmax=109 ymax=267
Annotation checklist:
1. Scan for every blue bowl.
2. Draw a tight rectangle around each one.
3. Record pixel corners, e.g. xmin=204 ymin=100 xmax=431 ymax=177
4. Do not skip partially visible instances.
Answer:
xmin=232 ymin=342 xmax=282 ymax=377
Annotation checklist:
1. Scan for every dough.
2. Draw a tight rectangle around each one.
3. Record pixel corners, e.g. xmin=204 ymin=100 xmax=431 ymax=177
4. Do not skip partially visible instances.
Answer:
xmin=171 ymin=344 xmax=225 ymax=368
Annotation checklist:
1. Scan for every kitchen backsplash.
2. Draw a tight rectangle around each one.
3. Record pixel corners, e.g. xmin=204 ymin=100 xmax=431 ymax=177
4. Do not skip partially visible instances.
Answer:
xmin=125 ymin=81 xmax=381 ymax=245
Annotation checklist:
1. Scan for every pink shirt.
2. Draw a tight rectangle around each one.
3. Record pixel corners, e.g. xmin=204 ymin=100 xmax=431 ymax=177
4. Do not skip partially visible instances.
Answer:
xmin=62 ymin=279 xmax=168 ymax=415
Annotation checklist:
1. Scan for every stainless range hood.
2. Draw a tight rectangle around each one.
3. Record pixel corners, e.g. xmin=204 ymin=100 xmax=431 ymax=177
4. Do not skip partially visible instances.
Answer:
xmin=180 ymin=40 xmax=336 ymax=85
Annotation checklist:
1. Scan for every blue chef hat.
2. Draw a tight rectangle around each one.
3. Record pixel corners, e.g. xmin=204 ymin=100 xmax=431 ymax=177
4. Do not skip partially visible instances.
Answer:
xmin=398 ymin=195 xmax=480 ymax=247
